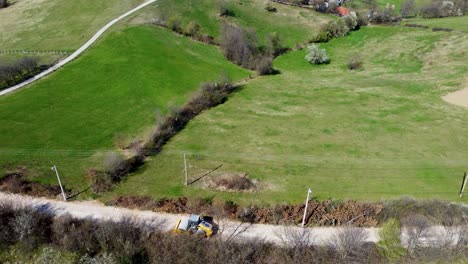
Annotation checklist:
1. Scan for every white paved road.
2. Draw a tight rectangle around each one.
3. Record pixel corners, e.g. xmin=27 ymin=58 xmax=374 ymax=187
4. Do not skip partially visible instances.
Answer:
xmin=0 ymin=0 xmax=158 ymax=96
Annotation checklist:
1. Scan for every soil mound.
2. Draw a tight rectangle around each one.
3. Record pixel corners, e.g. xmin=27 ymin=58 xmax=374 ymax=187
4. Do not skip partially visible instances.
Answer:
xmin=207 ymin=173 xmax=256 ymax=192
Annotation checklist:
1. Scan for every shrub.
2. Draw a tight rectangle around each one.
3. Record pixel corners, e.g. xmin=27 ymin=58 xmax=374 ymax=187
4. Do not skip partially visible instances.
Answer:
xmin=305 ymin=44 xmax=330 ymax=64
xmin=265 ymin=32 xmax=287 ymax=57
xmin=376 ymin=219 xmax=407 ymax=261
xmin=347 ymin=54 xmax=363 ymax=70
xmin=167 ymin=16 xmax=182 ymax=33
xmin=218 ymin=0 xmax=235 ymax=16
xmin=343 ymin=15 xmax=358 ymax=31
xmin=265 ymin=3 xmax=278 ymax=12
xmin=184 ymin=21 xmax=201 ymax=38
xmin=356 ymin=12 xmax=369 ymax=27
xmin=86 ymin=169 xmax=113 ymax=193
xmin=0 ymin=0 xmax=9 ymax=8
xmin=103 ymin=152 xmax=128 ymax=179
xmin=255 ymin=56 xmax=274 ymax=75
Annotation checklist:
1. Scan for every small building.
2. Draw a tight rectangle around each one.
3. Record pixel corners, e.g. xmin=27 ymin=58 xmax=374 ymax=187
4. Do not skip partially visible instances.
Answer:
xmin=336 ymin=6 xmax=350 ymax=16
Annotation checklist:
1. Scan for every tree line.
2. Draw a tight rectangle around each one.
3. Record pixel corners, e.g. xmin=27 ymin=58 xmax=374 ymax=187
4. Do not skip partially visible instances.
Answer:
xmin=0 ymin=57 xmax=44 ymax=91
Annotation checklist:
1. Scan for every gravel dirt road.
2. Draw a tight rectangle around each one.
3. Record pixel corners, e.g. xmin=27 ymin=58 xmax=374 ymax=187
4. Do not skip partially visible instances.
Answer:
xmin=0 ymin=192 xmax=380 ymax=246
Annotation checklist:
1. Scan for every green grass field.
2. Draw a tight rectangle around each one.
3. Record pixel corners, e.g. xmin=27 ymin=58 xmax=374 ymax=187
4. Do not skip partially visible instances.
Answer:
xmin=138 ymin=0 xmax=331 ymax=47
xmin=110 ymin=26 xmax=468 ymax=205
xmin=0 ymin=25 xmax=249 ymax=190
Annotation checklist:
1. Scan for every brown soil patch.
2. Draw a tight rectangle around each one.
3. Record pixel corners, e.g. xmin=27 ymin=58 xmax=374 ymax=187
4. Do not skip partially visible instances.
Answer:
xmin=0 ymin=172 xmax=64 ymax=198
xmin=207 ymin=173 xmax=256 ymax=192
xmin=443 ymin=87 xmax=468 ymax=108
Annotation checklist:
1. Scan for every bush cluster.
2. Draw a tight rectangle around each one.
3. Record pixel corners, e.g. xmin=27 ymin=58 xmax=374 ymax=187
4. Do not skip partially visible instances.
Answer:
xmin=87 ymin=152 xmax=143 ymax=193
xmin=314 ymin=14 xmax=366 ymax=43
xmin=0 ymin=203 xmax=385 ymax=263
xmin=0 ymin=203 xmax=52 ymax=251
xmin=368 ymin=4 xmax=402 ymax=24
xmin=220 ymin=23 xmax=284 ymax=75
xmin=153 ymin=17 xmax=216 ymax=45
xmin=0 ymin=57 xmax=43 ymax=91
xmin=143 ymin=75 xmax=235 ymax=158
xmin=378 ymin=197 xmax=468 ymax=225
xmin=401 ymin=0 xmax=465 ymax=18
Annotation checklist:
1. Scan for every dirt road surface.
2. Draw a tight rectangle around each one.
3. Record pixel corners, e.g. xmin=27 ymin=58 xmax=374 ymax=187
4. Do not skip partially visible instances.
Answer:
xmin=0 ymin=192 xmax=381 ymax=246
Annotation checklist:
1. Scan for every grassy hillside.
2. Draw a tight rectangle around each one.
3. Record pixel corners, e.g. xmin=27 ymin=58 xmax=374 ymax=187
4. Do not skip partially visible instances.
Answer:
xmin=345 ymin=0 xmax=431 ymax=13
xmin=0 ymin=0 xmax=144 ymax=51
xmin=111 ymin=26 xmax=468 ymax=204
xmin=0 ymin=26 xmax=249 ymax=190
xmin=138 ymin=0 xmax=331 ymax=47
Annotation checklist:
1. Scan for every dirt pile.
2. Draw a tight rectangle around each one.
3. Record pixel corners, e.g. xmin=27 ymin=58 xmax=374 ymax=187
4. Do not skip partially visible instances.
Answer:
xmin=0 ymin=173 xmax=64 ymax=198
xmin=109 ymin=196 xmax=383 ymax=227
xmin=207 ymin=173 xmax=256 ymax=192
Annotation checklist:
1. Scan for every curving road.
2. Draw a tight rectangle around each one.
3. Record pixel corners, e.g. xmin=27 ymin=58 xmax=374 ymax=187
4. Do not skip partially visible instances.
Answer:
xmin=0 ymin=0 xmax=158 ymax=96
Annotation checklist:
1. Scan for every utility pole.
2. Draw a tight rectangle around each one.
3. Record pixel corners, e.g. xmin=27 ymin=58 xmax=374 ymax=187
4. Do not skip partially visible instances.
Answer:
xmin=184 ymin=153 xmax=188 ymax=186
xmin=301 ymin=188 xmax=312 ymax=228
xmin=460 ymin=172 xmax=468 ymax=198
xmin=51 ymin=165 xmax=67 ymax=201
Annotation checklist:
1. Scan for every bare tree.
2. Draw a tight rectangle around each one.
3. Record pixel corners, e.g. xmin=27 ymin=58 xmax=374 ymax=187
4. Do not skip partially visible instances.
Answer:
xmin=275 ymin=226 xmax=315 ymax=263
xmin=400 ymin=0 xmax=416 ymax=17
xmin=402 ymin=214 xmax=431 ymax=255
xmin=329 ymin=226 xmax=368 ymax=260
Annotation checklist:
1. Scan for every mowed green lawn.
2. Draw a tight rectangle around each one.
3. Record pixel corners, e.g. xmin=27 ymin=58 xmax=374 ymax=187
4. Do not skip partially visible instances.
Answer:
xmin=110 ymin=26 xmax=468 ymax=205
xmin=141 ymin=0 xmax=331 ymax=47
xmin=0 ymin=26 xmax=249 ymax=190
